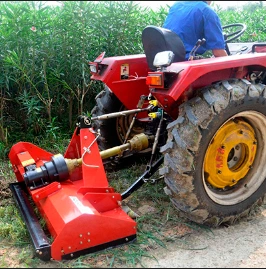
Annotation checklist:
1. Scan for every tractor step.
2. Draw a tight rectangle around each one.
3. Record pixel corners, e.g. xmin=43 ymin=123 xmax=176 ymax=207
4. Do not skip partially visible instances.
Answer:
xmin=9 ymin=182 xmax=51 ymax=261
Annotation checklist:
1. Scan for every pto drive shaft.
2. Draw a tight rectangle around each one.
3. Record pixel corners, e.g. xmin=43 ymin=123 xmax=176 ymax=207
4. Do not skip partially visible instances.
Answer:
xmin=24 ymin=133 xmax=153 ymax=190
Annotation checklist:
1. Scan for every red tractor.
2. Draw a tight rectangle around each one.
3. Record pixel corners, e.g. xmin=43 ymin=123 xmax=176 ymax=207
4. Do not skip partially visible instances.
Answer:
xmin=8 ymin=23 xmax=266 ymax=261
xmin=89 ymin=23 xmax=266 ymax=226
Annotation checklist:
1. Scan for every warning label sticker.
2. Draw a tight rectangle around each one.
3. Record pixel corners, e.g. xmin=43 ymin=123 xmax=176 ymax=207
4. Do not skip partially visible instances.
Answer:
xmin=121 ymin=64 xmax=129 ymax=79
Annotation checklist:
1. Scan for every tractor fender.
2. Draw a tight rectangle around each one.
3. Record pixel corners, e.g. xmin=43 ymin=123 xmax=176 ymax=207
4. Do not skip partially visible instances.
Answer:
xmin=151 ymin=53 xmax=266 ymax=118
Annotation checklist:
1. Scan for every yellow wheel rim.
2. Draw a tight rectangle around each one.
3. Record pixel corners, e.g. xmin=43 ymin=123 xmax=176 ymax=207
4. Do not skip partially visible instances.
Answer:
xmin=204 ymin=119 xmax=257 ymax=189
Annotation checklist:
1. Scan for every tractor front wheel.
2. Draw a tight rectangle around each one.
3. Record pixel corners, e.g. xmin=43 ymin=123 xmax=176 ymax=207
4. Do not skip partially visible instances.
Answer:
xmin=160 ymin=79 xmax=266 ymax=227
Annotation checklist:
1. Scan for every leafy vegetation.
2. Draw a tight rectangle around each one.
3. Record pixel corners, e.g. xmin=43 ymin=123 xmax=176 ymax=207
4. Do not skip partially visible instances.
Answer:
xmin=0 ymin=0 xmax=265 ymax=154
xmin=0 ymin=0 xmax=266 ymax=267
xmin=0 ymin=0 xmax=168 ymax=154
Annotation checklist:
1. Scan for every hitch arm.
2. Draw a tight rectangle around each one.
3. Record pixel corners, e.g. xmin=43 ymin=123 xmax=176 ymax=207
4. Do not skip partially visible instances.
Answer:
xmin=121 ymin=155 xmax=164 ymax=200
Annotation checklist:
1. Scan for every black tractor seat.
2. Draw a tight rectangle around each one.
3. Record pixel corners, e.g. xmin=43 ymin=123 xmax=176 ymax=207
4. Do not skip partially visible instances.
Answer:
xmin=142 ymin=25 xmax=186 ymax=71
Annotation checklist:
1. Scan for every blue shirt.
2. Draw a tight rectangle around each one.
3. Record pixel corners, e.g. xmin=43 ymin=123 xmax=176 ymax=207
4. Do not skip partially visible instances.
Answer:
xmin=163 ymin=1 xmax=225 ymax=60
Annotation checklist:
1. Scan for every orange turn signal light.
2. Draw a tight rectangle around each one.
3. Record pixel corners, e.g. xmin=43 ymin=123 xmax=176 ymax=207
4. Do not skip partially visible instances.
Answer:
xmin=146 ymin=73 xmax=164 ymax=87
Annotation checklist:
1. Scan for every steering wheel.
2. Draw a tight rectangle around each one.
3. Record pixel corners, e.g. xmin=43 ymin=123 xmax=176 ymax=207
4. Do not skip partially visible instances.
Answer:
xmin=222 ymin=23 xmax=247 ymax=43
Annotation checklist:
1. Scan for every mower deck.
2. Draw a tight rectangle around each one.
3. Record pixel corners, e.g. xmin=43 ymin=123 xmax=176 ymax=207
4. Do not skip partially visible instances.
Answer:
xmin=10 ymin=181 xmax=136 ymax=261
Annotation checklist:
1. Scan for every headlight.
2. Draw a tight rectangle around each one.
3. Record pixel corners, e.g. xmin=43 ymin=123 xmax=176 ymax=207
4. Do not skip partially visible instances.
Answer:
xmin=153 ymin=51 xmax=174 ymax=68
xmin=89 ymin=63 xmax=98 ymax=74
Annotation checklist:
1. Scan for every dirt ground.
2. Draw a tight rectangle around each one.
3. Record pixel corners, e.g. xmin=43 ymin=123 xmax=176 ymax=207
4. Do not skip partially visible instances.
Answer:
xmin=2 ymin=201 xmax=266 ymax=268
xmin=139 ymin=205 xmax=266 ymax=268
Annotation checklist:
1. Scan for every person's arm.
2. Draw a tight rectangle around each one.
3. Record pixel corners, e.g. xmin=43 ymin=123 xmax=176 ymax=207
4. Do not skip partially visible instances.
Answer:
xmin=204 ymin=6 xmax=228 ymax=57
xmin=212 ymin=49 xmax=228 ymax=57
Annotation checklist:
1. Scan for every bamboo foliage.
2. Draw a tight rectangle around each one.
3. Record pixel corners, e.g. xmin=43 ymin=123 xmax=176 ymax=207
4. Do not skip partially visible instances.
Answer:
xmin=0 ymin=1 xmax=264 ymax=152
xmin=0 ymin=0 xmax=166 ymax=146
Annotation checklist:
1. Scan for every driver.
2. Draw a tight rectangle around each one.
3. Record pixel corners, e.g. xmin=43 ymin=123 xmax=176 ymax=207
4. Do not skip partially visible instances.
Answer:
xmin=163 ymin=1 xmax=228 ymax=60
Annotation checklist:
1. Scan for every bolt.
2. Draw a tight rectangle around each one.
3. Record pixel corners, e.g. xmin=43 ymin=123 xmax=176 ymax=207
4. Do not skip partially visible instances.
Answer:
xmin=80 ymin=241 xmax=83 ymax=244
xmin=239 ymin=130 xmax=243 ymax=134
xmin=233 ymin=157 xmax=238 ymax=161
xmin=232 ymin=179 xmax=236 ymax=183
xmin=235 ymin=145 xmax=240 ymax=150
xmin=253 ymin=141 xmax=257 ymax=145
xmin=217 ymin=170 xmax=222 ymax=174
xmin=84 ymin=136 xmax=88 ymax=139
xmin=79 ymin=234 xmax=82 ymax=237
xmin=221 ymin=145 xmax=225 ymax=149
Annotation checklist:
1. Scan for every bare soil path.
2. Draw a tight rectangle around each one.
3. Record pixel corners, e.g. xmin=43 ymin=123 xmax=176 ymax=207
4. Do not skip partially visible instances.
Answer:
xmin=139 ymin=206 xmax=266 ymax=268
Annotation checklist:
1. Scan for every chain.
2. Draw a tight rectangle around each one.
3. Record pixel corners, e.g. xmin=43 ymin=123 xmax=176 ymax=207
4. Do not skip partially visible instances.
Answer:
xmin=143 ymin=175 xmax=164 ymax=184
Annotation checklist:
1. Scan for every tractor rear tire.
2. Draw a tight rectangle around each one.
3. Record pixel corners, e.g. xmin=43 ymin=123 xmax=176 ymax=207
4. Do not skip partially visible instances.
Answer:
xmin=91 ymin=85 xmax=147 ymax=169
xmin=91 ymin=85 xmax=122 ymax=151
xmin=160 ymin=79 xmax=266 ymax=227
